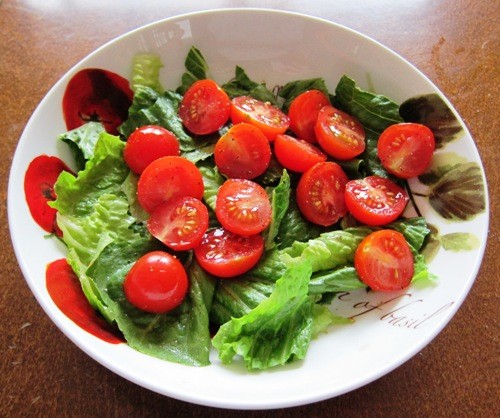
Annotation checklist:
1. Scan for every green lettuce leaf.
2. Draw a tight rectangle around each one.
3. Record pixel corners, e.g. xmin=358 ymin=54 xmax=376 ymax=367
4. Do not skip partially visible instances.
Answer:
xmin=176 ymin=46 xmax=209 ymax=95
xmin=212 ymin=259 xmax=316 ymax=370
xmin=279 ymin=78 xmax=330 ymax=112
xmin=264 ymin=170 xmax=291 ymax=250
xmin=222 ymin=66 xmax=277 ymax=105
xmin=58 ymin=122 xmax=106 ymax=171
xmin=131 ymin=54 xmax=164 ymax=93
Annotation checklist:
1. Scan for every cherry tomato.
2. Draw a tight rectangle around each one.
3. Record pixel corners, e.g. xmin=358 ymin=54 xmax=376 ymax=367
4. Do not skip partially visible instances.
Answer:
xmin=24 ymin=155 xmax=73 ymax=236
xmin=216 ymin=179 xmax=272 ymax=236
xmin=194 ymin=227 xmax=264 ymax=278
xmin=354 ymin=230 xmax=414 ymax=292
xmin=344 ymin=176 xmax=409 ymax=226
xmin=137 ymin=156 xmax=204 ymax=213
xmin=123 ymin=251 xmax=189 ymax=314
xmin=315 ymin=105 xmax=366 ymax=160
xmin=62 ymin=68 xmax=133 ymax=135
xmin=288 ymin=90 xmax=330 ymax=143
xmin=124 ymin=125 xmax=180 ymax=174
xmin=214 ymin=123 xmax=271 ymax=179
xmin=231 ymin=96 xmax=290 ymax=141
xmin=179 ymin=79 xmax=231 ymax=135
xmin=296 ymin=161 xmax=348 ymax=226
xmin=147 ymin=196 xmax=209 ymax=251
xmin=274 ymin=134 xmax=327 ymax=173
xmin=377 ymin=122 xmax=435 ymax=179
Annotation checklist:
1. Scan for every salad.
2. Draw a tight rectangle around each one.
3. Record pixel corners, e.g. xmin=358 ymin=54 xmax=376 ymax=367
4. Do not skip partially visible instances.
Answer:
xmin=24 ymin=46 xmax=436 ymax=371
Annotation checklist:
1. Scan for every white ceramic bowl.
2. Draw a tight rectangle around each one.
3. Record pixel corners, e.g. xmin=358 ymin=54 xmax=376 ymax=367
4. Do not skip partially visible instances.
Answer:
xmin=8 ymin=9 xmax=489 ymax=410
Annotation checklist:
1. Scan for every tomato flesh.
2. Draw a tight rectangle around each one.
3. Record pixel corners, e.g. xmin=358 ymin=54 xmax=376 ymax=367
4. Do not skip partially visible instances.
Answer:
xmin=194 ymin=228 xmax=264 ymax=278
xmin=377 ymin=122 xmax=435 ymax=179
xmin=354 ymin=230 xmax=414 ymax=291
xmin=216 ymin=179 xmax=272 ymax=236
xmin=231 ymin=96 xmax=290 ymax=141
xmin=344 ymin=176 xmax=409 ymax=226
xmin=179 ymin=79 xmax=231 ymax=135
xmin=123 ymin=251 xmax=189 ymax=314
xmin=124 ymin=125 xmax=180 ymax=174
xmin=288 ymin=90 xmax=330 ymax=143
xmin=296 ymin=161 xmax=348 ymax=226
xmin=62 ymin=68 xmax=133 ymax=135
xmin=24 ymin=155 xmax=73 ymax=236
xmin=214 ymin=123 xmax=271 ymax=179
xmin=315 ymin=105 xmax=366 ymax=160
xmin=148 ymin=196 xmax=209 ymax=251
xmin=274 ymin=134 xmax=327 ymax=173
xmin=137 ymin=156 xmax=204 ymax=213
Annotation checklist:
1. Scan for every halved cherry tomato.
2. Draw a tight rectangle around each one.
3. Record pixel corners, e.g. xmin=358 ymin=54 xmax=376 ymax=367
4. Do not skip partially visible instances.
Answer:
xmin=62 ymin=68 xmax=133 ymax=135
xmin=24 ymin=155 xmax=73 ymax=236
xmin=274 ymin=134 xmax=327 ymax=173
xmin=214 ymin=123 xmax=271 ymax=179
xmin=179 ymin=79 xmax=231 ymax=135
xmin=123 ymin=251 xmax=189 ymax=314
xmin=377 ymin=122 xmax=435 ymax=179
xmin=354 ymin=230 xmax=414 ymax=292
xmin=194 ymin=227 xmax=264 ymax=278
xmin=147 ymin=196 xmax=209 ymax=251
xmin=216 ymin=179 xmax=272 ymax=236
xmin=137 ymin=156 xmax=204 ymax=213
xmin=124 ymin=125 xmax=180 ymax=174
xmin=315 ymin=105 xmax=366 ymax=160
xmin=296 ymin=161 xmax=349 ymax=226
xmin=231 ymin=96 xmax=290 ymax=141
xmin=344 ymin=176 xmax=409 ymax=226
xmin=288 ymin=90 xmax=330 ymax=143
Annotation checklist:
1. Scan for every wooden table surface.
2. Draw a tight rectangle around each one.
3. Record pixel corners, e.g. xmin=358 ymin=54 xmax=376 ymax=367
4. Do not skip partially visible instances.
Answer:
xmin=1 ymin=1 xmax=498 ymax=416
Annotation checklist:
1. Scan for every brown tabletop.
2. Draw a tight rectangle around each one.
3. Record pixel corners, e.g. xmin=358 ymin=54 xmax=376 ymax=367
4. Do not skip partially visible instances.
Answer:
xmin=1 ymin=1 xmax=498 ymax=416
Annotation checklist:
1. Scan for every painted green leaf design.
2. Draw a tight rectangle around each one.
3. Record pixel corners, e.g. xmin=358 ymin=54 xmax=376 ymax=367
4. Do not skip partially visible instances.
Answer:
xmin=429 ymin=162 xmax=485 ymax=221
xmin=400 ymin=93 xmax=462 ymax=148
xmin=441 ymin=233 xmax=481 ymax=251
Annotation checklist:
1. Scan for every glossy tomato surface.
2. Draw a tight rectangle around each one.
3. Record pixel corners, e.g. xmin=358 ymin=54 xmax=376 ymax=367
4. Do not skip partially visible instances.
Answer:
xmin=214 ymin=123 xmax=271 ymax=179
xmin=124 ymin=125 xmax=180 ymax=174
xmin=288 ymin=90 xmax=330 ymax=143
xmin=179 ymin=79 xmax=231 ymax=135
xmin=231 ymin=96 xmax=290 ymax=141
xmin=296 ymin=161 xmax=348 ymax=226
xmin=194 ymin=227 xmax=264 ymax=278
xmin=274 ymin=134 xmax=327 ymax=173
xmin=215 ymin=179 xmax=272 ymax=236
xmin=344 ymin=175 xmax=409 ymax=226
xmin=123 ymin=251 xmax=189 ymax=314
xmin=377 ymin=122 xmax=435 ymax=179
xmin=147 ymin=196 xmax=209 ymax=251
xmin=137 ymin=156 xmax=204 ymax=213
xmin=315 ymin=105 xmax=366 ymax=160
xmin=354 ymin=230 xmax=414 ymax=291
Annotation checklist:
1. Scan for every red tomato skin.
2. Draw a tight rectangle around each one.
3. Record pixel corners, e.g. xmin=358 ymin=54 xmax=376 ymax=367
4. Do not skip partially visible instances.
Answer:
xmin=214 ymin=123 xmax=271 ymax=179
xmin=377 ymin=123 xmax=435 ymax=179
xmin=231 ymin=96 xmax=290 ymax=141
xmin=354 ymin=230 xmax=414 ymax=292
xmin=123 ymin=251 xmax=188 ymax=314
xmin=137 ymin=156 xmax=204 ymax=213
xmin=62 ymin=68 xmax=133 ymax=135
xmin=147 ymin=196 xmax=209 ymax=251
xmin=288 ymin=90 xmax=330 ymax=143
xmin=274 ymin=134 xmax=327 ymax=173
xmin=24 ymin=155 xmax=73 ymax=236
xmin=296 ymin=161 xmax=349 ymax=227
xmin=216 ymin=179 xmax=272 ymax=236
xmin=194 ymin=228 xmax=264 ymax=278
xmin=124 ymin=125 xmax=180 ymax=174
xmin=179 ymin=79 xmax=231 ymax=135
xmin=315 ymin=105 xmax=366 ymax=160
xmin=344 ymin=176 xmax=409 ymax=226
